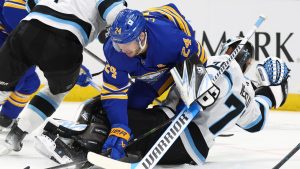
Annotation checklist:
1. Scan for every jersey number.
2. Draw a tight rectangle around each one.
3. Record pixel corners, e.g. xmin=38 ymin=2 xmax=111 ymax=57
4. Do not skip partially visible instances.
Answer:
xmin=197 ymin=85 xmax=220 ymax=108
xmin=209 ymin=94 xmax=245 ymax=135
xmin=104 ymin=64 xmax=117 ymax=79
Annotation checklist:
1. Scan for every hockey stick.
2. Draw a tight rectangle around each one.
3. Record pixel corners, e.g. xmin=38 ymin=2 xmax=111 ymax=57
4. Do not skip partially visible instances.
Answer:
xmin=44 ymin=160 xmax=87 ymax=169
xmin=272 ymin=143 xmax=300 ymax=169
xmin=87 ymin=15 xmax=266 ymax=169
xmin=91 ymin=70 xmax=103 ymax=77
xmin=83 ymin=48 xmax=106 ymax=65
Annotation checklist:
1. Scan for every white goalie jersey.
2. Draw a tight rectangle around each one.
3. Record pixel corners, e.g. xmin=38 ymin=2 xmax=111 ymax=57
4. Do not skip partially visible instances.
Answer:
xmin=196 ymin=54 xmax=271 ymax=140
xmin=164 ymin=55 xmax=272 ymax=164
xmin=24 ymin=0 xmax=125 ymax=46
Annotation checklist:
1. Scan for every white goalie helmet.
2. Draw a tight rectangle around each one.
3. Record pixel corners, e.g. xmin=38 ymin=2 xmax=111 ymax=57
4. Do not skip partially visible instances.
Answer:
xmin=218 ymin=36 xmax=255 ymax=73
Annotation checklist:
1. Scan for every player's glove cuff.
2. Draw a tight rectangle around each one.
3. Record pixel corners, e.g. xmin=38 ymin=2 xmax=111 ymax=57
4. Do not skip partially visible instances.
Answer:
xmin=109 ymin=124 xmax=131 ymax=141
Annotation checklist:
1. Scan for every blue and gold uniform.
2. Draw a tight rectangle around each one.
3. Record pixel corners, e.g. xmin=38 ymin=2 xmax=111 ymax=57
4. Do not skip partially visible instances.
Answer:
xmin=0 ymin=0 xmax=40 ymax=119
xmin=0 ymin=0 xmax=27 ymax=33
xmin=101 ymin=3 xmax=207 ymax=125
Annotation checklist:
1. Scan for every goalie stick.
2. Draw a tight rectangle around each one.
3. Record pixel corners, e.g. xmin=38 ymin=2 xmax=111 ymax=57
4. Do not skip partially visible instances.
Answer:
xmin=87 ymin=15 xmax=266 ymax=169
xmin=272 ymin=143 xmax=300 ymax=169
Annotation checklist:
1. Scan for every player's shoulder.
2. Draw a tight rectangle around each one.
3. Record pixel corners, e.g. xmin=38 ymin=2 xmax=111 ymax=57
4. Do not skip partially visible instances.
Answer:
xmin=144 ymin=3 xmax=182 ymax=19
xmin=103 ymin=38 xmax=139 ymax=72
xmin=144 ymin=18 xmax=194 ymax=59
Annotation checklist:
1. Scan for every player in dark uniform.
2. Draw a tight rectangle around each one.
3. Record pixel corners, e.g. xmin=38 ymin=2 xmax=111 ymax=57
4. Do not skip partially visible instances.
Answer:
xmin=0 ymin=0 xmax=126 ymax=154
xmin=0 ymin=0 xmax=40 ymax=130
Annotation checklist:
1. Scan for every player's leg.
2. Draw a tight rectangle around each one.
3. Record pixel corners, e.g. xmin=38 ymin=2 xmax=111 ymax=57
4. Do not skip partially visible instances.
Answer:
xmin=0 ymin=22 xmax=31 ymax=130
xmin=0 ymin=27 xmax=10 ymax=109
xmin=0 ymin=67 xmax=40 ymax=122
xmin=5 ymin=21 xmax=83 ymax=151
xmin=2 ymin=0 xmax=28 ymax=33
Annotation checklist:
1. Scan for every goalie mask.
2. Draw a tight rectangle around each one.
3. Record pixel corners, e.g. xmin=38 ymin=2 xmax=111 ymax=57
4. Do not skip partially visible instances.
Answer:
xmin=218 ymin=37 xmax=254 ymax=73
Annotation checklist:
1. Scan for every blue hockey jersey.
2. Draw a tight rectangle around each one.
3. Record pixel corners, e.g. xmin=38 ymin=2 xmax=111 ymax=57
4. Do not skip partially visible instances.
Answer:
xmin=101 ymin=3 xmax=207 ymax=126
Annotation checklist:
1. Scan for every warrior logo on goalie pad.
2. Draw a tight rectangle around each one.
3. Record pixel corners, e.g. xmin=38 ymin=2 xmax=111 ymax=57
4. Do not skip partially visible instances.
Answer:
xmin=141 ymin=112 xmax=190 ymax=169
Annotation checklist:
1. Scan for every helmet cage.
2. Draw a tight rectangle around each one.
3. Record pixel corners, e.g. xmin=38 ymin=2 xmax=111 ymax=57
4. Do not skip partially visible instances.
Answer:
xmin=218 ymin=37 xmax=254 ymax=72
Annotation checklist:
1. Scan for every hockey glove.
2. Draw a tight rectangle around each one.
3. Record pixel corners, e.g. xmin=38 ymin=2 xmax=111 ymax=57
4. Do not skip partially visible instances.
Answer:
xmin=256 ymin=57 xmax=290 ymax=108
xmin=102 ymin=124 xmax=131 ymax=160
xmin=76 ymin=65 xmax=92 ymax=87
xmin=256 ymin=57 xmax=289 ymax=86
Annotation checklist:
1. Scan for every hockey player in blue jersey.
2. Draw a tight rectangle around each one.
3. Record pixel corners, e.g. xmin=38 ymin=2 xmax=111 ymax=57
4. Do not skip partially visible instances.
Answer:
xmin=0 ymin=0 xmax=127 ymax=154
xmin=100 ymin=4 xmax=207 ymax=160
xmin=0 ymin=0 xmax=40 ymax=129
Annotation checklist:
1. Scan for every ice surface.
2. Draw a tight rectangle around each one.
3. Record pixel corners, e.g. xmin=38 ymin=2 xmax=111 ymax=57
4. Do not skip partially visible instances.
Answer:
xmin=0 ymin=103 xmax=299 ymax=169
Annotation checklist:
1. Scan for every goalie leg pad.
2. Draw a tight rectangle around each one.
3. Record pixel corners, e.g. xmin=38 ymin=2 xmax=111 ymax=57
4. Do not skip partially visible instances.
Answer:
xmin=34 ymin=131 xmax=86 ymax=164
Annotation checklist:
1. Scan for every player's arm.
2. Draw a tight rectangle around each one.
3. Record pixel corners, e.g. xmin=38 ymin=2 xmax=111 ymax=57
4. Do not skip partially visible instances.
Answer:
xmin=237 ymin=57 xmax=290 ymax=132
xmin=97 ymin=0 xmax=127 ymax=25
xmin=168 ymin=3 xmax=207 ymax=65
xmin=151 ymin=3 xmax=207 ymax=65
xmin=236 ymin=90 xmax=272 ymax=133
xmin=101 ymin=61 xmax=130 ymax=126
xmin=174 ymin=31 xmax=207 ymax=66
xmin=101 ymin=62 xmax=132 ymax=160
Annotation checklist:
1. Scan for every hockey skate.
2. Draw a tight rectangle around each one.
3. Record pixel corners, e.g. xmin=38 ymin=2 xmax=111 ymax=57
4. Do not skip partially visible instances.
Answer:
xmin=0 ymin=114 xmax=16 ymax=155
xmin=0 ymin=114 xmax=14 ymax=132
xmin=4 ymin=123 xmax=27 ymax=152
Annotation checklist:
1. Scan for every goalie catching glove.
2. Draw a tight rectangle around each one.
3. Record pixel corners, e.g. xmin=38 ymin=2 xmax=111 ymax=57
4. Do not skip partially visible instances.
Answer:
xmin=102 ymin=124 xmax=132 ymax=160
xmin=256 ymin=57 xmax=290 ymax=108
